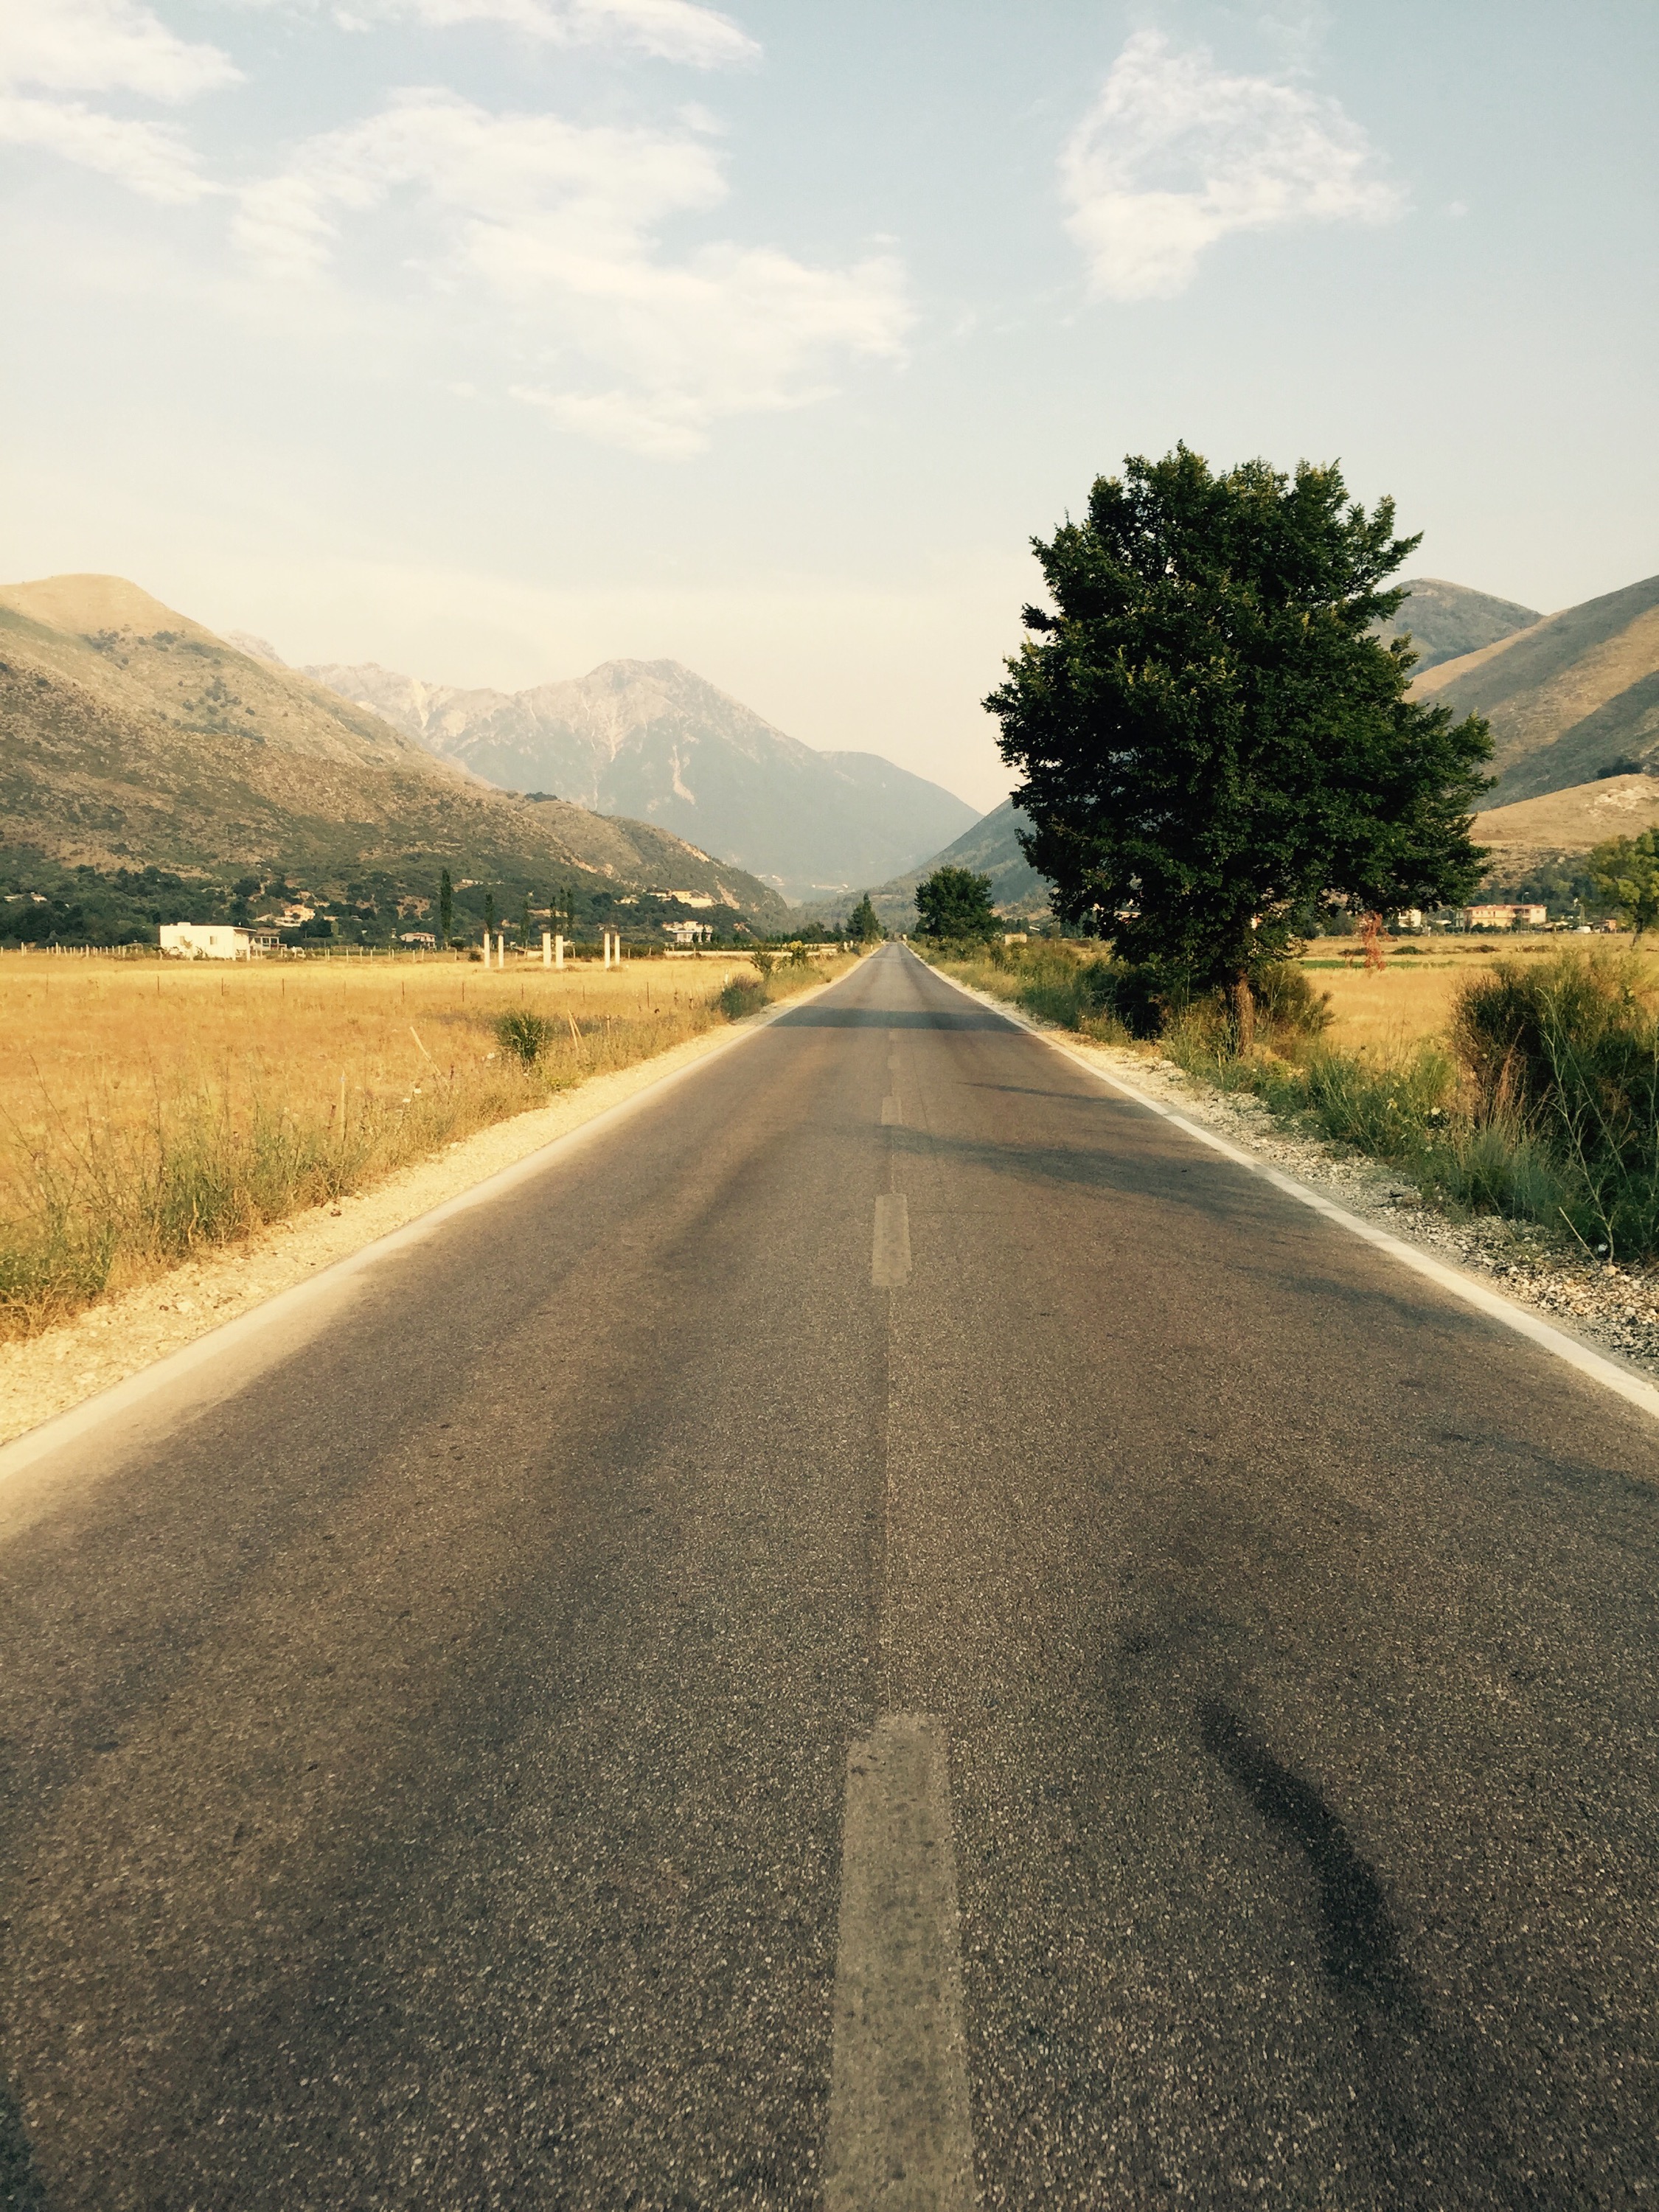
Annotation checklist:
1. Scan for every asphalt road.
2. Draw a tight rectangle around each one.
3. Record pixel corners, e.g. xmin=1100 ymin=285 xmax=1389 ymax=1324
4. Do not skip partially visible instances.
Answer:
xmin=1 ymin=942 xmax=1656 ymax=2210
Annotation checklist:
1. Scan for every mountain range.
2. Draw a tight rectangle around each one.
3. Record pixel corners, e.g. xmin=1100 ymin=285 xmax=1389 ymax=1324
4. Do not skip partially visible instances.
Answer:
xmin=0 ymin=576 xmax=791 ymax=928
xmin=1414 ymin=574 xmax=1659 ymax=803
xmin=1377 ymin=577 xmax=1542 ymax=671
xmin=801 ymin=799 xmax=1048 ymax=933
xmin=300 ymin=654 xmax=980 ymax=906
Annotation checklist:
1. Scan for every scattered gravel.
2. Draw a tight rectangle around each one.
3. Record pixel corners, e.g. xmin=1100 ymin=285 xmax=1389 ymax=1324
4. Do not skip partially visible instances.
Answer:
xmin=940 ymin=970 xmax=1659 ymax=1387
xmin=1083 ymin=1038 xmax=1659 ymax=1381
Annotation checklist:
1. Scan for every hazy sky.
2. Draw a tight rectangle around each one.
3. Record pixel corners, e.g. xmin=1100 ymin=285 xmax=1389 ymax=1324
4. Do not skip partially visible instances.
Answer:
xmin=4 ymin=0 xmax=1655 ymax=810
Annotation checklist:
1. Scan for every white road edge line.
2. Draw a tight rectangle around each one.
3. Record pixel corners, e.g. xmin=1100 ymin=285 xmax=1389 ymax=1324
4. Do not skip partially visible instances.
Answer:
xmin=0 ymin=978 xmax=846 ymax=1487
xmin=872 ymin=1194 xmax=912 ymax=1288
xmin=918 ymin=950 xmax=1659 ymax=1426
xmin=825 ymin=1712 xmax=976 ymax=2212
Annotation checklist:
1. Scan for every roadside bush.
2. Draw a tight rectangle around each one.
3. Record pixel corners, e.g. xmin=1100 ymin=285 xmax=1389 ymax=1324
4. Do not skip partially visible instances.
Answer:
xmin=945 ymin=923 xmax=1659 ymax=1255
xmin=1253 ymin=961 xmax=1334 ymax=1039
xmin=717 ymin=975 xmax=768 ymax=1019
xmin=1450 ymin=952 xmax=1659 ymax=1256
xmin=495 ymin=1009 xmax=556 ymax=1065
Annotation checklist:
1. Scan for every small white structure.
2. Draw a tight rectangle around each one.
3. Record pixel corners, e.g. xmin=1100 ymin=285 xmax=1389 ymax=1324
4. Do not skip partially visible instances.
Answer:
xmin=663 ymin=918 xmax=714 ymax=946
xmin=160 ymin=923 xmax=254 ymax=961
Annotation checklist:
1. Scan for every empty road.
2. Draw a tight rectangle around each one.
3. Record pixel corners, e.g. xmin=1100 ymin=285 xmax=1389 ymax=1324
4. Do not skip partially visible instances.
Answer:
xmin=1 ymin=942 xmax=1655 ymax=2209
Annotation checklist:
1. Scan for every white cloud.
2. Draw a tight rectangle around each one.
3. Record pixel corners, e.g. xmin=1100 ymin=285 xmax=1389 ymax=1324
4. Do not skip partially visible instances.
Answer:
xmin=333 ymin=0 xmax=758 ymax=66
xmin=1060 ymin=29 xmax=1405 ymax=301
xmin=0 ymin=0 xmax=240 ymax=100
xmin=0 ymin=91 xmax=209 ymax=200
xmin=237 ymin=90 xmax=909 ymax=453
xmin=0 ymin=0 xmax=236 ymax=200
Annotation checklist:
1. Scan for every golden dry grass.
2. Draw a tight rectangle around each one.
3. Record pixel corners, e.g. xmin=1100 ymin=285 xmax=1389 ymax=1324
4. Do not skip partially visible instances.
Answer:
xmin=1299 ymin=935 xmax=1656 ymax=1055
xmin=0 ymin=948 xmax=847 ymax=1334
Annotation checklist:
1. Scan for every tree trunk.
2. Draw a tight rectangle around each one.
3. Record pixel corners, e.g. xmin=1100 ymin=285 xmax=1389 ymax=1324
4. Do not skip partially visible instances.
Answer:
xmin=1234 ymin=974 xmax=1256 ymax=1054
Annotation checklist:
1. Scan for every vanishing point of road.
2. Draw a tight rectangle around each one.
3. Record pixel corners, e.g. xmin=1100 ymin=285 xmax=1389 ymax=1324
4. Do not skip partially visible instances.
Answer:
xmin=1 ymin=942 xmax=1655 ymax=2208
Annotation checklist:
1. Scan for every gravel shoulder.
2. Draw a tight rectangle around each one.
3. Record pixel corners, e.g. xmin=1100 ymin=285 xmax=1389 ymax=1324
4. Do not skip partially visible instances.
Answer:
xmin=950 ymin=977 xmax=1659 ymax=1388
xmin=0 ymin=1019 xmax=754 ymax=1448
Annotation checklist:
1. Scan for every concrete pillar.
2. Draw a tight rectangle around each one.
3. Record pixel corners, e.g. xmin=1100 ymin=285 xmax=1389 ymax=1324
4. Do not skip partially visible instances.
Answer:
xmin=542 ymin=931 xmax=552 ymax=967
xmin=555 ymin=933 xmax=565 ymax=970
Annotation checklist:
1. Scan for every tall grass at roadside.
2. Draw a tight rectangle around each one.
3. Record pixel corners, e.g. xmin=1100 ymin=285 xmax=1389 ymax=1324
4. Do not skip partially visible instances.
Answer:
xmin=932 ymin=940 xmax=1135 ymax=1040
xmin=0 ymin=949 xmax=854 ymax=1336
xmin=931 ymin=937 xmax=1659 ymax=1260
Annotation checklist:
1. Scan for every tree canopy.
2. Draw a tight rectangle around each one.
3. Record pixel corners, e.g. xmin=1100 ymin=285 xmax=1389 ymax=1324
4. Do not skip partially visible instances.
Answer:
xmin=984 ymin=445 xmax=1495 ymax=992
xmin=915 ymin=866 xmax=998 ymax=941
xmin=1590 ymin=830 xmax=1659 ymax=936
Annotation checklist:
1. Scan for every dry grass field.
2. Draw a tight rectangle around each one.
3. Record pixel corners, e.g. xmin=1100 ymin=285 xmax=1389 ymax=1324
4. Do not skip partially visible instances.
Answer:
xmin=0 ymin=948 xmax=845 ymax=1335
xmin=1300 ymin=935 xmax=1648 ymax=1053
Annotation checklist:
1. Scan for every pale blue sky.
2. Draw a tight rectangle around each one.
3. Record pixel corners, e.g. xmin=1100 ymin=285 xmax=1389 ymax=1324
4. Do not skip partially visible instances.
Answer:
xmin=4 ymin=0 xmax=1655 ymax=809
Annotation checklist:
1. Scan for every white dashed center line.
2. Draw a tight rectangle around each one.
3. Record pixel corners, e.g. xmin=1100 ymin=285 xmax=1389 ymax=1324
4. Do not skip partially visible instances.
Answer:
xmin=825 ymin=1713 xmax=975 ymax=2211
xmin=872 ymin=1194 xmax=911 ymax=1287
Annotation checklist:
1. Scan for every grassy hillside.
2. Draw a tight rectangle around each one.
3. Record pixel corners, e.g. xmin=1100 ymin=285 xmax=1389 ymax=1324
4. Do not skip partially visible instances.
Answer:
xmin=1380 ymin=577 xmax=1540 ymax=672
xmin=1414 ymin=574 xmax=1659 ymax=801
xmin=0 ymin=576 xmax=791 ymax=931
xmin=1470 ymin=773 xmax=1659 ymax=900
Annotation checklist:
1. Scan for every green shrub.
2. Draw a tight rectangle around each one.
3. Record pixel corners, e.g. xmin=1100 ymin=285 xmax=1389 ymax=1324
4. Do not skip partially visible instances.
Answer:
xmin=495 ymin=1009 xmax=557 ymax=1065
xmin=718 ymin=977 xmax=768 ymax=1019
xmin=1450 ymin=952 xmax=1659 ymax=1255
xmin=1253 ymin=961 xmax=1334 ymax=1038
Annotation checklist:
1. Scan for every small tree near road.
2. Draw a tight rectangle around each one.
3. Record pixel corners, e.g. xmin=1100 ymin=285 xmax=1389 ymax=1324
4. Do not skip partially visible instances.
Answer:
xmin=1590 ymin=830 xmax=1659 ymax=938
xmin=915 ymin=866 xmax=998 ymax=942
xmin=984 ymin=445 xmax=1495 ymax=1030
xmin=847 ymin=893 xmax=885 ymax=943
xmin=439 ymin=868 xmax=453 ymax=947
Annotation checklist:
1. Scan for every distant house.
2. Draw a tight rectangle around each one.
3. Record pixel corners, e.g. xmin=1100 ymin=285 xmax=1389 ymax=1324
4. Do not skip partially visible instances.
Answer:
xmin=1464 ymin=902 xmax=1548 ymax=929
xmin=398 ymin=931 xmax=437 ymax=948
xmin=160 ymin=922 xmax=259 ymax=960
xmin=662 ymin=918 xmax=714 ymax=945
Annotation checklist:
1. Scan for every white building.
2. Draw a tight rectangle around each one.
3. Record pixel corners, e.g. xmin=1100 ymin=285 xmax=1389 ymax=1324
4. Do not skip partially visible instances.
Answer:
xmin=663 ymin=918 xmax=714 ymax=946
xmin=160 ymin=923 xmax=258 ymax=960
xmin=1464 ymin=903 xmax=1548 ymax=929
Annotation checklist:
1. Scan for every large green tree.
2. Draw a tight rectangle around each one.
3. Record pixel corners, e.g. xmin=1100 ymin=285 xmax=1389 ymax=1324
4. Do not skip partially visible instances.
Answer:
xmin=915 ymin=866 xmax=998 ymax=942
xmin=984 ymin=446 xmax=1494 ymax=1009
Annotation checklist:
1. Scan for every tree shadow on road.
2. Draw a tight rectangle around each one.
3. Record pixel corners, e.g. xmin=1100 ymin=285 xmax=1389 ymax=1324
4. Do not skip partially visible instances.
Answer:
xmin=769 ymin=1007 xmax=1015 ymax=1030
